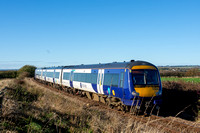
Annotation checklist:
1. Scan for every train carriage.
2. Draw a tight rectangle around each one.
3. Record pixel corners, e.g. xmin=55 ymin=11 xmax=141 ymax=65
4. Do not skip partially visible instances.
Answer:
xmin=35 ymin=60 xmax=162 ymax=111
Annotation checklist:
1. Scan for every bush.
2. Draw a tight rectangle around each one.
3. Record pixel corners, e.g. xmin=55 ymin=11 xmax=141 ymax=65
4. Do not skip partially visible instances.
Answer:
xmin=159 ymin=68 xmax=200 ymax=77
xmin=0 ymin=70 xmax=17 ymax=79
xmin=185 ymin=68 xmax=200 ymax=77
xmin=161 ymin=81 xmax=200 ymax=120
xmin=159 ymin=70 xmax=185 ymax=77
xmin=17 ymin=65 xmax=36 ymax=78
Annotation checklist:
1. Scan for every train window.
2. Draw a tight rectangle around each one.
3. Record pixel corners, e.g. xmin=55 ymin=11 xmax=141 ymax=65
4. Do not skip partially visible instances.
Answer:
xmin=63 ymin=72 xmax=70 ymax=80
xmin=104 ymin=74 xmax=111 ymax=86
xmin=74 ymin=73 xmax=82 ymax=82
xmin=91 ymin=73 xmax=98 ymax=84
xmin=112 ymin=74 xmax=119 ymax=87
xmin=132 ymin=70 xmax=159 ymax=85
xmin=75 ymin=73 xmax=80 ymax=81
xmin=36 ymin=71 xmax=41 ymax=76
xmin=45 ymin=72 xmax=49 ymax=77
xmin=78 ymin=73 xmax=81 ymax=82
xmin=85 ymin=73 xmax=88 ymax=82
xmin=74 ymin=73 xmax=78 ymax=81
xmin=120 ymin=72 xmax=124 ymax=88
xmin=87 ymin=74 xmax=90 ymax=83
xmin=46 ymin=72 xmax=54 ymax=78
xmin=55 ymin=72 xmax=60 ymax=79
xmin=42 ymin=71 xmax=46 ymax=76
xmin=78 ymin=73 xmax=83 ymax=82
xmin=73 ymin=73 xmax=98 ymax=84
xmin=104 ymin=73 xmax=119 ymax=87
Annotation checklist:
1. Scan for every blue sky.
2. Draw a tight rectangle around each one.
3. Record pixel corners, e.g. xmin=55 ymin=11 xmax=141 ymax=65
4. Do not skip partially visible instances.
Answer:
xmin=0 ymin=0 xmax=200 ymax=69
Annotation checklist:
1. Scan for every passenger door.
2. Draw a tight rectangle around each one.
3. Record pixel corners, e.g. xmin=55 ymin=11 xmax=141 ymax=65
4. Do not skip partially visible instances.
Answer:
xmin=70 ymin=70 xmax=74 ymax=88
xmin=97 ymin=69 xmax=104 ymax=94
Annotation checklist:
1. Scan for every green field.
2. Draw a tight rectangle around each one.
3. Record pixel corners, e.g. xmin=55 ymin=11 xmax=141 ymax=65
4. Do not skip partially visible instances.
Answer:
xmin=161 ymin=77 xmax=200 ymax=83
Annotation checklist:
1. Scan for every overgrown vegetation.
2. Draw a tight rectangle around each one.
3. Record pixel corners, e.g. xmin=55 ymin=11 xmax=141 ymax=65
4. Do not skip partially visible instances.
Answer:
xmin=17 ymin=65 xmax=36 ymax=78
xmin=159 ymin=68 xmax=200 ymax=77
xmin=0 ymin=65 xmax=200 ymax=132
xmin=161 ymin=77 xmax=200 ymax=83
xmin=161 ymin=81 xmax=200 ymax=121
xmin=0 ymin=78 xmax=164 ymax=133
xmin=0 ymin=79 xmax=93 ymax=133
xmin=0 ymin=70 xmax=17 ymax=79
xmin=0 ymin=65 xmax=36 ymax=79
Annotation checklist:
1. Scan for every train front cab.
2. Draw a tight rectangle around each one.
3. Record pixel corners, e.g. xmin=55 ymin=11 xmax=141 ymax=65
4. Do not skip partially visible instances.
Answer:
xmin=130 ymin=65 xmax=162 ymax=110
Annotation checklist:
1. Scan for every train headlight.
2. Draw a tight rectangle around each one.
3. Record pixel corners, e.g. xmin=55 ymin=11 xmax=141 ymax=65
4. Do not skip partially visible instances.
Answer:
xmin=132 ymin=92 xmax=139 ymax=96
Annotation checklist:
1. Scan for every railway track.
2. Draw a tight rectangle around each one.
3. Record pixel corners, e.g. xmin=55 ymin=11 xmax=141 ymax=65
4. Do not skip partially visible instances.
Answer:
xmin=31 ymin=78 xmax=200 ymax=133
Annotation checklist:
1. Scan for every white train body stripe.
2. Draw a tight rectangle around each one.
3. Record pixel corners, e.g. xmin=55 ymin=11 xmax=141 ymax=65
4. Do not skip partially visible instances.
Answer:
xmin=46 ymin=77 xmax=53 ymax=83
xmin=73 ymin=81 xmax=96 ymax=93
xmin=73 ymin=69 xmax=91 ymax=73
xmin=63 ymin=69 xmax=72 ymax=72
xmin=97 ymin=69 xmax=104 ymax=94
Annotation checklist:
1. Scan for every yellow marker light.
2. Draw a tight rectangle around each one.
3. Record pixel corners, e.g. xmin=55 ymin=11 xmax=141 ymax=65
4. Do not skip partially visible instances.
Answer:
xmin=112 ymin=90 xmax=115 ymax=96
xmin=132 ymin=65 xmax=157 ymax=70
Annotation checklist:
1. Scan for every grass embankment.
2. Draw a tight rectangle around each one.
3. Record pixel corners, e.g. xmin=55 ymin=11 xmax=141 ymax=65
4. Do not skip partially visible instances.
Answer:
xmin=0 ymin=71 xmax=17 ymax=79
xmin=0 ymin=65 xmax=36 ymax=80
xmin=161 ymin=77 xmax=200 ymax=83
xmin=0 ymin=79 xmax=92 ymax=132
xmin=0 ymin=78 xmax=159 ymax=133
xmin=161 ymin=80 xmax=200 ymax=121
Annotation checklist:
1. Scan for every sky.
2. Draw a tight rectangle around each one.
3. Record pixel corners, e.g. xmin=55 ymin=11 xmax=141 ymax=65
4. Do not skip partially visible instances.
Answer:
xmin=0 ymin=0 xmax=200 ymax=69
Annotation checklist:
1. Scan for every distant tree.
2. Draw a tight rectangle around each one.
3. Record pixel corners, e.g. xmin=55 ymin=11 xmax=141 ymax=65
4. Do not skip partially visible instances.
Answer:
xmin=17 ymin=65 xmax=36 ymax=78
xmin=185 ymin=68 xmax=200 ymax=77
xmin=159 ymin=70 xmax=184 ymax=77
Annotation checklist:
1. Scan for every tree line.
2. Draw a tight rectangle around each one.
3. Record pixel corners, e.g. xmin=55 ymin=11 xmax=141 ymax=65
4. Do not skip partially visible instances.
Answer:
xmin=0 ymin=65 xmax=36 ymax=79
xmin=159 ymin=68 xmax=200 ymax=77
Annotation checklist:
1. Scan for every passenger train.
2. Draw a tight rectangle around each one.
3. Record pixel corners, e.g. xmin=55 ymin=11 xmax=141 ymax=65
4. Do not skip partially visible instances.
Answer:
xmin=35 ymin=60 xmax=162 ymax=112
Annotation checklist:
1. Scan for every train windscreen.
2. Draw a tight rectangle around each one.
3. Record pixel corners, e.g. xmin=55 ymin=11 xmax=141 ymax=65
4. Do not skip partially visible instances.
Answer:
xmin=132 ymin=69 xmax=159 ymax=85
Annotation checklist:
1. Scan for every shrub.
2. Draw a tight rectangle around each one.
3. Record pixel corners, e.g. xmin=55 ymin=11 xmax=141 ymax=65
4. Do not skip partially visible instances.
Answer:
xmin=185 ymin=68 xmax=200 ymax=77
xmin=159 ymin=70 xmax=185 ymax=77
xmin=17 ymin=65 xmax=36 ymax=78
xmin=161 ymin=81 xmax=199 ymax=120
xmin=162 ymin=80 xmax=200 ymax=91
xmin=159 ymin=68 xmax=200 ymax=77
xmin=0 ymin=70 xmax=17 ymax=79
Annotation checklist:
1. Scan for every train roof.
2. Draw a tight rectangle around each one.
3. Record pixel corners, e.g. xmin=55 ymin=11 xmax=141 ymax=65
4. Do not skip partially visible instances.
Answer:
xmin=37 ymin=60 xmax=156 ymax=70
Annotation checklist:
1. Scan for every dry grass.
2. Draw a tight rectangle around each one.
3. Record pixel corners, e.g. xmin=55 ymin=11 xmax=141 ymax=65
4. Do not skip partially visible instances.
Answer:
xmin=0 ymin=79 xmax=13 ymax=90
xmin=2 ymin=78 xmax=199 ymax=132
xmin=22 ymin=78 xmax=161 ymax=132
xmin=162 ymin=80 xmax=200 ymax=91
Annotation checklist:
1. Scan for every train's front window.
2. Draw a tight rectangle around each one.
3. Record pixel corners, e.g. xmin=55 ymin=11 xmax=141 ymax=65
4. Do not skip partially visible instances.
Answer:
xmin=132 ymin=69 xmax=159 ymax=85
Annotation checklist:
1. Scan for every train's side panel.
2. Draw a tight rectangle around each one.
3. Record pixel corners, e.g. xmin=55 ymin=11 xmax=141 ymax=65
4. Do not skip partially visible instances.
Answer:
xmin=91 ymin=69 xmax=98 ymax=93
xmin=62 ymin=69 xmax=71 ymax=87
xmin=45 ymin=69 xmax=54 ymax=83
xmin=61 ymin=68 xmax=126 ymax=96
xmin=121 ymin=70 xmax=137 ymax=106
xmin=54 ymin=69 xmax=62 ymax=85
xmin=35 ymin=61 xmax=162 ymax=107
xmin=35 ymin=69 xmax=42 ymax=80
xmin=72 ymin=69 xmax=96 ymax=93
xmin=62 ymin=69 xmax=97 ymax=93
xmin=102 ymin=69 xmax=125 ymax=99
xmin=41 ymin=69 xmax=46 ymax=81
